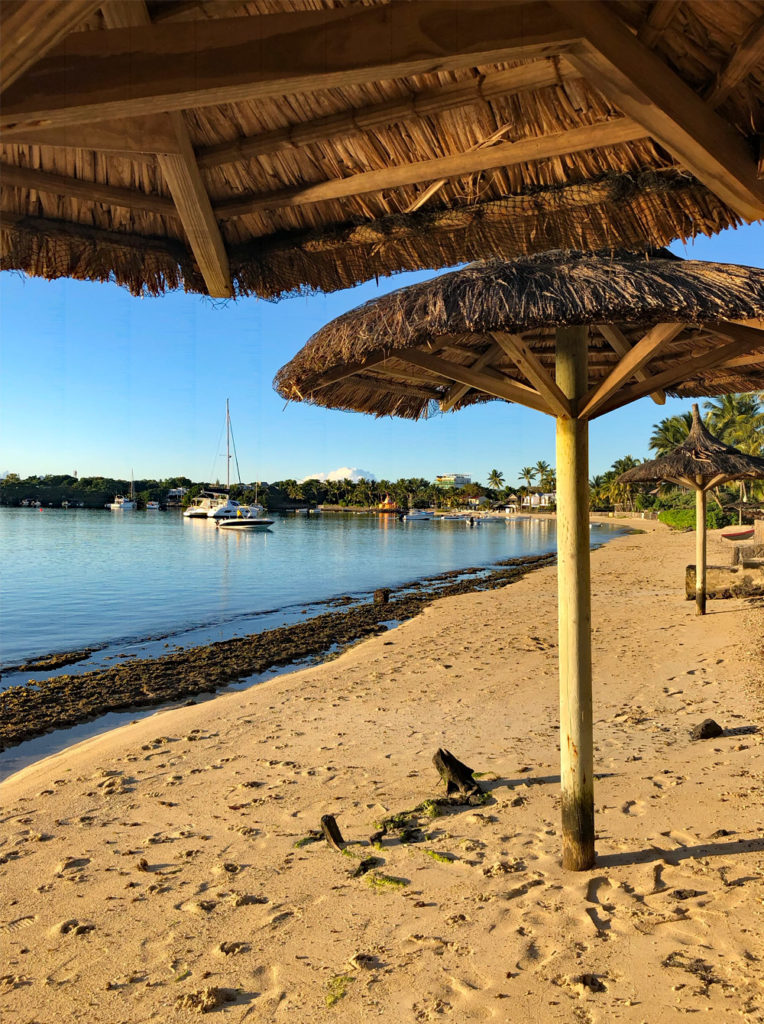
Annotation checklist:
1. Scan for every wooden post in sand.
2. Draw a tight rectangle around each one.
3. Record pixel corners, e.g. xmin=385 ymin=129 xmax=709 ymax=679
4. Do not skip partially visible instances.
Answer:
xmin=696 ymin=482 xmax=707 ymax=615
xmin=555 ymin=325 xmax=595 ymax=871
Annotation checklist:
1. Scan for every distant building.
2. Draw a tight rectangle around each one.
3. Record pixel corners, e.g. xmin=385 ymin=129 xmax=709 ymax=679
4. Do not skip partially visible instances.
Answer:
xmin=166 ymin=487 xmax=188 ymax=506
xmin=435 ymin=473 xmax=471 ymax=489
xmin=521 ymin=491 xmax=556 ymax=508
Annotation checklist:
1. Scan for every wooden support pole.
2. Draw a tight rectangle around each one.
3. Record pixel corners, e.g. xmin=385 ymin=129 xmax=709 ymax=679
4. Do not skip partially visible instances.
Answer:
xmin=696 ymin=485 xmax=707 ymax=616
xmin=555 ymin=325 xmax=595 ymax=871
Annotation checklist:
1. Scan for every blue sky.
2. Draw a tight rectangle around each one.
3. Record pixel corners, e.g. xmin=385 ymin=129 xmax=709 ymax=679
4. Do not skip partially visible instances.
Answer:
xmin=1 ymin=222 xmax=762 ymax=487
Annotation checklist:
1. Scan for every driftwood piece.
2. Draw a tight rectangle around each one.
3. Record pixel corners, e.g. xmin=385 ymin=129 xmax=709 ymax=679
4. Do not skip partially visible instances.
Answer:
xmin=373 ymin=588 xmax=391 ymax=605
xmin=320 ymin=813 xmax=346 ymax=851
xmin=433 ymin=748 xmax=483 ymax=802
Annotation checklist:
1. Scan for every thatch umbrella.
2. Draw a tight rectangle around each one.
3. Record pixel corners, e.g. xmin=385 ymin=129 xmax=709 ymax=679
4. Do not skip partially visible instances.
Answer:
xmin=618 ymin=404 xmax=764 ymax=614
xmin=275 ymin=249 xmax=764 ymax=871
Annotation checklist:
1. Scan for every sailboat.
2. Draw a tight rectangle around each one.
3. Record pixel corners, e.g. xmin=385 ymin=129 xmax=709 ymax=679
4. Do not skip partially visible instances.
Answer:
xmin=108 ymin=473 xmax=137 ymax=510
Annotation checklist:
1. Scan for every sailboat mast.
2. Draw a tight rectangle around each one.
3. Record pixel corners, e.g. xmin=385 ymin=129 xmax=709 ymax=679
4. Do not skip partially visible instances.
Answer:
xmin=226 ymin=398 xmax=230 ymax=491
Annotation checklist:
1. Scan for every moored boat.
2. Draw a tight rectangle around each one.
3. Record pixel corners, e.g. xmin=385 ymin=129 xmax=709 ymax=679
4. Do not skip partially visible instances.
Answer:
xmin=722 ymin=527 xmax=755 ymax=541
xmin=217 ymin=506 xmax=273 ymax=530
xmin=403 ymin=508 xmax=434 ymax=521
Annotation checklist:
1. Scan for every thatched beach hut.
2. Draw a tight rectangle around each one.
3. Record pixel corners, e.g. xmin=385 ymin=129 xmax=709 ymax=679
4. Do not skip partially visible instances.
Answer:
xmin=275 ymin=249 xmax=764 ymax=870
xmin=618 ymin=403 xmax=764 ymax=614
xmin=2 ymin=1 xmax=764 ymax=298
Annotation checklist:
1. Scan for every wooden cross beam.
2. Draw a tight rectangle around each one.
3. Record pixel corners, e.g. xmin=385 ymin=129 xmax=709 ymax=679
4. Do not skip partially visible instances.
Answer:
xmin=439 ymin=340 xmax=503 ymax=412
xmin=596 ymin=324 xmax=666 ymax=404
xmin=579 ymin=323 xmax=683 ymax=419
xmin=196 ymin=58 xmax=580 ymax=169
xmin=593 ymin=327 xmax=764 ymax=418
xmin=550 ymin=0 xmax=764 ymax=221
xmin=0 ymin=161 xmax=177 ymax=217
xmin=213 ymin=119 xmax=647 ymax=219
xmin=705 ymin=14 xmax=764 ymax=108
xmin=0 ymin=0 xmax=101 ymax=93
xmin=399 ymin=349 xmax=551 ymax=415
xmin=490 ymin=331 xmax=574 ymax=419
xmin=101 ymin=1 xmax=232 ymax=299
xmin=4 ymin=115 xmax=180 ymax=155
xmin=0 ymin=3 xmax=579 ymax=133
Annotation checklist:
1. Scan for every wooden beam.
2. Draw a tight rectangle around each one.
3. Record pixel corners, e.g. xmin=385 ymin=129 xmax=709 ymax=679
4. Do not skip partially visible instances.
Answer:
xmin=397 ymin=348 xmax=552 ymax=415
xmin=351 ymin=374 xmax=442 ymax=402
xmin=491 ymin=331 xmax=574 ymax=419
xmin=213 ymin=119 xmax=648 ymax=219
xmin=593 ymin=330 xmax=764 ymax=418
xmin=101 ymin=2 xmax=232 ymax=299
xmin=550 ymin=1 xmax=764 ymax=221
xmin=0 ymin=161 xmax=177 ymax=216
xmin=636 ymin=1 xmax=678 ymax=48
xmin=197 ymin=58 xmax=580 ymax=169
xmin=0 ymin=0 xmax=101 ymax=93
xmin=439 ymin=340 xmax=503 ymax=412
xmin=1 ymin=114 xmax=180 ymax=155
xmin=304 ymin=352 xmax=392 ymax=392
xmin=705 ymin=15 xmax=764 ymax=108
xmin=597 ymin=324 xmax=666 ymax=404
xmin=579 ymin=323 xmax=683 ymax=419
xmin=0 ymin=3 xmax=580 ymax=133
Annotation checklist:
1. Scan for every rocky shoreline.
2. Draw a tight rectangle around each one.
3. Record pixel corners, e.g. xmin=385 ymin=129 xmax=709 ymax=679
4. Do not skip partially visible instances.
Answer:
xmin=0 ymin=553 xmax=556 ymax=750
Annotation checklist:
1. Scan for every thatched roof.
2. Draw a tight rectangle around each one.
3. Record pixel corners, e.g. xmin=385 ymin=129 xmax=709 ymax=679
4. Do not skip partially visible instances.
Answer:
xmin=1 ymin=1 xmax=764 ymax=298
xmin=618 ymin=404 xmax=764 ymax=487
xmin=274 ymin=250 xmax=764 ymax=420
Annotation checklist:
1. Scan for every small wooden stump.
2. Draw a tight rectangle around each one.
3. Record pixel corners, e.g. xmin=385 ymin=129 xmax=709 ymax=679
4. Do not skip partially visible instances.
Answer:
xmin=373 ymin=588 xmax=391 ymax=606
xmin=320 ymin=814 xmax=345 ymax=851
xmin=432 ymin=748 xmax=482 ymax=802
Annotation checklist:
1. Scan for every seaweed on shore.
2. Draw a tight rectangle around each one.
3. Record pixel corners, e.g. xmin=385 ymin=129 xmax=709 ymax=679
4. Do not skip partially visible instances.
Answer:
xmin=0 ymin=553 xmax=555 ymax=750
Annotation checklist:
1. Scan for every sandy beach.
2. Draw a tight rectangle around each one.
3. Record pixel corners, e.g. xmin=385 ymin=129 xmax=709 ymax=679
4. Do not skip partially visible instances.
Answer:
xmin=2 ymin=520 xmax=763 ymax=1023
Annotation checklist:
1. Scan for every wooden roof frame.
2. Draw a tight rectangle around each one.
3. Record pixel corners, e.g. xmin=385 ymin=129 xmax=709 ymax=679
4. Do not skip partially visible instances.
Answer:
xmin=2 ymin=1 xmax=764 ymax=298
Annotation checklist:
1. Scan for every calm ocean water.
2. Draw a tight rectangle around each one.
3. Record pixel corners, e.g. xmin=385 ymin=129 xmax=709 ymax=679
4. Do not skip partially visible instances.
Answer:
xmin=0 ymin=507 xmax=628 ymax=669
xmin=0 ymin=508 xmax=630 ymax=779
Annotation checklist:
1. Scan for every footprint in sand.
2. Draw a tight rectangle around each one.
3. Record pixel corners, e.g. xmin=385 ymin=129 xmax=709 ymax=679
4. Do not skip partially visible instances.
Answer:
xmin=621 ymin=799 xmax=646 ymax=816
xmin=50 ymin=919 xmax=95 ymax=936
xmin=1 ymin=915 xmax=36 ymax=932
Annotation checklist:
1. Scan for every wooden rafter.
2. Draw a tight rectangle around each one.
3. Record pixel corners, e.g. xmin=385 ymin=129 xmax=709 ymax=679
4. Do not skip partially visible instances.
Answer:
xmin=593 ymin=329 xmax=764 ymax=418
xmin=439 ymin=340 xmax=503 ymax=412
xmin=705 ymin=15 xmax=764 ymax=108
xmin=0 ymin=0 xmax=101 ymax=93
xmin=3 ymin=115 xmax=180 ymax=155
xmin=213 ymin=119 xmax=647 ymax=219
xmin=0 ymin=3 xmax=579 ymax=134
xmin=0 ymin=161 xmax=177 ymax=217
xmin=636 ymin=1 xmax=678 ymax=48
xmin=303 ymin=352 xmax=392 ymax=392
xmin=491 ymin=331 xmax=574 ymax=419
xmin=579 ymin=323 xmax=683 ymax=419
xmin=351 ymin=375 xmax=442 ymax=402
xmin=196 ymin=59 xmax=580 ymax=169
xmin=551 ymin=1 xmax=764 ymax=221
xmin=101 ymin=1 xmax=232 ymax=299
xmin=398 ymin=349 xmax=551 ymax=415
xmin=596 ymin=324 xmax=666 ymax=404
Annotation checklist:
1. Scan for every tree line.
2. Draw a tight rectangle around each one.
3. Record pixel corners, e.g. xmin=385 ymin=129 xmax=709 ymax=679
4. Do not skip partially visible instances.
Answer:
xmin=3 ymin=394 xmax=761 ymax=513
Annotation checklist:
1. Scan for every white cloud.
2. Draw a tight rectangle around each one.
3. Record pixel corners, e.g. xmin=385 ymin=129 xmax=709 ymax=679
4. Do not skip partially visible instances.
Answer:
xmin=300 ymin=467 xmax=376 ymax=483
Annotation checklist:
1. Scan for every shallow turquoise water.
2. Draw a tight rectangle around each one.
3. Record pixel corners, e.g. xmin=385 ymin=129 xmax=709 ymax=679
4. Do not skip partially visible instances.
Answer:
xmin=0 ymin=507 xmax=628 ymax=667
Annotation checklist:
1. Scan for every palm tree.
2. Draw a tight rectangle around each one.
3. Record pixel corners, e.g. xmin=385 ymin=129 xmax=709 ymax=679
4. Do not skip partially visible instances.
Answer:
xmin=534 ymin=460 xmax=551 ymax=486
xmin=649 ymin=412 xmax=693 ymax=456
xmin=519 ymin=466 xmax=537 ymax=489
xmin=487 ymin=469 xmax=504 ymax=490
xmin=704 ymin=393 xmax=764 ymax=511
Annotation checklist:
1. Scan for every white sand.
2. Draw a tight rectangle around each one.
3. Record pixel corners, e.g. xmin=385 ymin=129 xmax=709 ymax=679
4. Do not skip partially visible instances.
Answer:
xmin=2 ymin=521 xmax=763 ymax=1022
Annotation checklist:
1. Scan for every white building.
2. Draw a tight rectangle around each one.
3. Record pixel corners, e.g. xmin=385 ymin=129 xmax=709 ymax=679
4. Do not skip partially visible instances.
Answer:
xmin=435 ymin=473 xmax=471 ymax=488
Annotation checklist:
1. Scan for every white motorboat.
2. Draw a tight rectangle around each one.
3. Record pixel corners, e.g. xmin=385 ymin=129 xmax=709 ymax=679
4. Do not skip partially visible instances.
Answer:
xmin=184 ymin=490 xmax=229 ymax=518
xmin=440 ymin=514 xmax=468 ymax=521
xmin=146 ymin=501 xmax=161 ymax=511
xmin=403 ymin=508 xmax=434 ymax=521
xmin=217 ymin=506 xmax=273 ymax=530
xmin=108 ymin=494 xmax=136 ymax=510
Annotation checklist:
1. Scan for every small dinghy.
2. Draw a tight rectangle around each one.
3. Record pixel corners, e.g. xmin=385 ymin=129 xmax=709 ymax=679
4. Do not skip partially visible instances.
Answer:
xmin=721 ymin=527 xmax=755 ymax=541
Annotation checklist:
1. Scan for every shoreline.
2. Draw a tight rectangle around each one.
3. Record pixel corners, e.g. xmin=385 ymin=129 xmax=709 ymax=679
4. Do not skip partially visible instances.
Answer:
xmin=3 ymin=519 xmax=763 ymax=1023
xmin=0 ymin=552 xmax=561 ymax=754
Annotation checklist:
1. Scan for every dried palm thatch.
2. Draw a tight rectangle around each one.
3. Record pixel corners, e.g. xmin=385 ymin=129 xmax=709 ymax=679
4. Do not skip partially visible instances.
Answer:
xmin=1 ymin=0 xmax=763 ymax=298
xmin=618 ymin=404 xmax=764 ymax=487
xmin=274 ymin=251 xmax=764 ymax=421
